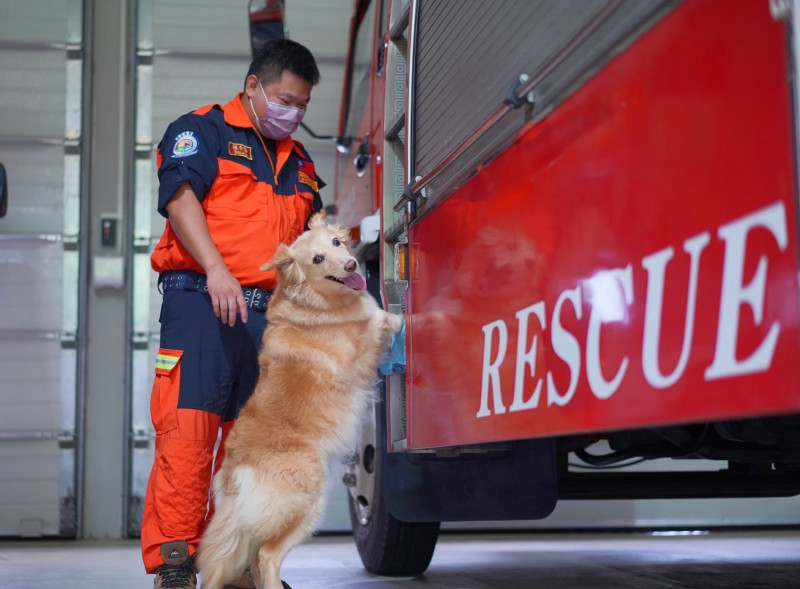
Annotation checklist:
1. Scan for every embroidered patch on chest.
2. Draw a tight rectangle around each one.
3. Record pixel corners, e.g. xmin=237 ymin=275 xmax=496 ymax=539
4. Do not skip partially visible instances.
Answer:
xmin=172 ymin=131 xmax=199 ymax=158
xmin=228 ymin=142 xmax=253 ymax=160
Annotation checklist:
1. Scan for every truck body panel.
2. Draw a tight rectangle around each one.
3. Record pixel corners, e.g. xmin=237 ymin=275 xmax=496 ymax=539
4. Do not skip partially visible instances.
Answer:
xmin=331 ymin=4 xmax=800 ymax=567
xmin=403 ymin=0 xmax=800 ymax=449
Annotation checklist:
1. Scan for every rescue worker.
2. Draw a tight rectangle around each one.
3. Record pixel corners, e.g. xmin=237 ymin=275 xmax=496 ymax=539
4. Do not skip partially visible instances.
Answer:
xmin=140 ymin=38 xmax=323 ymax=589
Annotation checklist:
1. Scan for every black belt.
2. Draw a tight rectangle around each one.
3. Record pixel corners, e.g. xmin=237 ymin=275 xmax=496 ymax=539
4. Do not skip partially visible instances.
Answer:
xmin=159 ymin=270 xmax=271 ymax=312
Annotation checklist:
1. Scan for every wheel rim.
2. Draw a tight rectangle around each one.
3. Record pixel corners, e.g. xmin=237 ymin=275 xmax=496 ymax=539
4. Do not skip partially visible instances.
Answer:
xmin=346 ymin=402 xmax=377 ymax=526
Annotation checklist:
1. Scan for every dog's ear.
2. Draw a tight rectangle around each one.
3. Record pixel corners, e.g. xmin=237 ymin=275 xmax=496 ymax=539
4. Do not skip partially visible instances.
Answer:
xmin=308 ymin=210 xmax=326 ymax=229
xmin=259 ymin=243 xmax=294 ymax=273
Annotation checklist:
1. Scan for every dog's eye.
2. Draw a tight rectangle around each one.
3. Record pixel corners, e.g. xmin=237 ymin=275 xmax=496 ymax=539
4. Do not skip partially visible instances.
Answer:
xmin=313 ymin=255 xmax=324 ymax=264
xmin=332 ymin=238 xmax=341 ymax=247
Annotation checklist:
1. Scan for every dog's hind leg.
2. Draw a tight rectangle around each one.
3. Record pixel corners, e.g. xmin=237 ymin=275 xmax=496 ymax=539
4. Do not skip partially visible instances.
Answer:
xmin=251 ymin=511 xmax=315 ymax=589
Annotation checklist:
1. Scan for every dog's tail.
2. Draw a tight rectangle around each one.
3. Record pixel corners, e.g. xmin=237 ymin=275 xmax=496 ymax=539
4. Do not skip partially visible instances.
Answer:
xmin=197 ymin=497 xmax=253 ymax=589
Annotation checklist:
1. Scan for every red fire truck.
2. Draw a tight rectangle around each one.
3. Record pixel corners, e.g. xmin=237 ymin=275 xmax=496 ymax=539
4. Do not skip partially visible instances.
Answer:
xmin=330 ymin=0 xmax=800 ymax=576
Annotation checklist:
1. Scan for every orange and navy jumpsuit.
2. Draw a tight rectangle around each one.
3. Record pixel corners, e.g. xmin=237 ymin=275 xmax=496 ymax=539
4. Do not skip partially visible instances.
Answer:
xmin=140 ymin=93 xmax=323 ymax=573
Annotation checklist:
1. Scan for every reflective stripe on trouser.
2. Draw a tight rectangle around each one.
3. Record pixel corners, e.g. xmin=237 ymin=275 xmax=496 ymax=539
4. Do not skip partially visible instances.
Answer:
xmin=141 ymin=288 xmax=266 ymax=573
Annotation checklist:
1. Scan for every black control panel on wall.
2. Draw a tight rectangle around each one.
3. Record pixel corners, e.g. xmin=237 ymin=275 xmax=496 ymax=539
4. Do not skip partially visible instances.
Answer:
xmin=101 ymin=216 xmax=117 ymax=247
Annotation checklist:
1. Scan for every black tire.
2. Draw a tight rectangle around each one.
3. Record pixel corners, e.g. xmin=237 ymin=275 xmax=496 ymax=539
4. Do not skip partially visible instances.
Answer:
xmin=347 ymin=388 xmax=440 ymax=575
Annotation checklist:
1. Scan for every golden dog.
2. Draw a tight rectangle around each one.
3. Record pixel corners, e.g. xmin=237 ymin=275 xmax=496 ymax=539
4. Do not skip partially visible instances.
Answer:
xmin=198 ymin=212 xmax=402 ymax=589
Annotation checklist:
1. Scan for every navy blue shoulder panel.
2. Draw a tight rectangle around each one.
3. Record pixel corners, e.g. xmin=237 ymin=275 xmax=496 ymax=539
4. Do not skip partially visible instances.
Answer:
xmin=156 ymin=105 xmax=226 ymax=216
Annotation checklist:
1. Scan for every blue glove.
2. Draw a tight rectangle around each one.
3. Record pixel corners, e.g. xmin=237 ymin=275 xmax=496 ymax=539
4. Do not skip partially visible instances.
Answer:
xmin=379 ymin=323 xmax=406 ymax=375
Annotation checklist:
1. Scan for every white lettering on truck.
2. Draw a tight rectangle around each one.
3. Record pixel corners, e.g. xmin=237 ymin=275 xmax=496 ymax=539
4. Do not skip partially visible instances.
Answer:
xmin=705 ymin=202 xmax=788 ymax=379
xmin=547 ymin=286 xmax=583 ymax=407
xmin=477 ymin=201 xmax=789 ymax=418
xmin=478 ymin=320 xmax=509 ymax=417
xmin=510 ymin=302 xmax=546 ymax=412
xmin=641 ymin=232 xmax=710 ymax=388
xmin=586 ymin=265 xmax=634 ymax=400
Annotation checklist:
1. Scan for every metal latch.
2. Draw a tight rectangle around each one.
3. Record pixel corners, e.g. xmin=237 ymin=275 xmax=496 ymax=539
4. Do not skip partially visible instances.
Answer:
xmin=503 ymin=73 xmax=536 ymax=109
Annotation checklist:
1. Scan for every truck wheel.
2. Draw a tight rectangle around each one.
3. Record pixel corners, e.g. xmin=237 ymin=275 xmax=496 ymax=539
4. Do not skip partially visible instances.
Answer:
xmin=345 ymin=392 xmax=440 ymax=575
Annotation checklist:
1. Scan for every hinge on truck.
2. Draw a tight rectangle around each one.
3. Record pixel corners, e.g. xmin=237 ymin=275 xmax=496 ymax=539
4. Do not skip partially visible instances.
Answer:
xmin=393 ymin=175 xmax=424 ymax=213
xmin=503 ymin=73 xmax=536 ymax=109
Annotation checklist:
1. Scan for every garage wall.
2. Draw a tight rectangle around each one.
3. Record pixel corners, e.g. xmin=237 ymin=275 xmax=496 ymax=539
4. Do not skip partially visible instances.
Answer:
xmin=0 ymin=0 xmax=83 ymax=538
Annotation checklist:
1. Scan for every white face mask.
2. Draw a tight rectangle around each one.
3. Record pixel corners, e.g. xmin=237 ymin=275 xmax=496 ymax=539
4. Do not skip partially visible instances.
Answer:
xmin=250 ymin=83 xmax=305 ymax=140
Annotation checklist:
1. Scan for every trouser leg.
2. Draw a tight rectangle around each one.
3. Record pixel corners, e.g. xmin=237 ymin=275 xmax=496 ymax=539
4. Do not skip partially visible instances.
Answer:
xmin=141 ymin=420 xmax=219 ymax=573
xmin=140 ymin=289 xmax=266 ymax=573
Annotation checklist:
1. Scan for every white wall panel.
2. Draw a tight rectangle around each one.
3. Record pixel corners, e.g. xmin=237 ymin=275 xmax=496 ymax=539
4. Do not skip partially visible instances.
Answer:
xmin=0 ymin=144 xmax=64 ymax=234
xmin=0 ymin=50 xmax=66 ymax=140
xmin=0 ymin=0 xmax=80 ymax=539
xmin=0 ymin=240 xmax=63 ymax=332
xmin=0 ymin=0 xmax=69 ymax=45
xmin=0 ymin=338 xmax=62 ymax=431
xmin=0 ymin=441 xmax=60 ymax=537
xmin=153 ymin=0 xmax=250 ymax=54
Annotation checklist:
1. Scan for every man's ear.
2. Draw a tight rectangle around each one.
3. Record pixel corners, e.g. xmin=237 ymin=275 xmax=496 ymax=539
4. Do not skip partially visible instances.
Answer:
xmin=244 ymin=74 xmax=261 ymax=100
xmin=259 ymin=243 xmax=294 ymax=272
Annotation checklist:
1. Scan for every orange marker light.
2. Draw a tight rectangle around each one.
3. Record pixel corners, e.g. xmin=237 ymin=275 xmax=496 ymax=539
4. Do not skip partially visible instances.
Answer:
xmin=397 ymin=243 xmax=408 ymax=281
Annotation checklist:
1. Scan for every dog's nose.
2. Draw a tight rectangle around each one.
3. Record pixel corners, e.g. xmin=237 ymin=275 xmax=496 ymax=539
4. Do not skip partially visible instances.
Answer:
xmin=344 ymin=259 xmax=357 ymax=273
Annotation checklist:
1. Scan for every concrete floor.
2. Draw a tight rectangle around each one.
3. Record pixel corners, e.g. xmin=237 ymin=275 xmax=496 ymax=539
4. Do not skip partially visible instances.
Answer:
xmin=0 ymin=530 xmax=798 ymax=589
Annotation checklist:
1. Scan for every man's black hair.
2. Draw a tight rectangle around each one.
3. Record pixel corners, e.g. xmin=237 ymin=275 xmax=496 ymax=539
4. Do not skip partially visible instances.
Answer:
xmin=246 ymin=38 xmax=321 ymax=88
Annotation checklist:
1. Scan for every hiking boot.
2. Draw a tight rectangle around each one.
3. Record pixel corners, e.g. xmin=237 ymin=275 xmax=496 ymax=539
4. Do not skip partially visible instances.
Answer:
xmin=153 ymin=556 xmax=196 ymax=589
xmin=154 ymin=541 xmax=197 ymax=589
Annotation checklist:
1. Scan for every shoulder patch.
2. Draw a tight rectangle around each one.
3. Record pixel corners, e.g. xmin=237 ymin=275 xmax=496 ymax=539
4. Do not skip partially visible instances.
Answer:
xmin=297 ymin=158 xmax=315 ymax=177
xmin=298 ymin=170 xmax=318 ymax=192
xmin=172 ymin=131 xmax=199 ymax=158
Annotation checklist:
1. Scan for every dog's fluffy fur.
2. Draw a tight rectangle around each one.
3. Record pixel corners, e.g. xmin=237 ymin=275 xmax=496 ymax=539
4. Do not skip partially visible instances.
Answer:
xmin=197 ymin=212 xmax=402 ymax=589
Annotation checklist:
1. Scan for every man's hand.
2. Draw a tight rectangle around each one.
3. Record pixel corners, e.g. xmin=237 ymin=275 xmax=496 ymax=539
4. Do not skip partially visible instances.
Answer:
xmin=205 ymin=264 xmax=248 ymax=326
xmin=165 ymin=182 xmax=249 ymax=326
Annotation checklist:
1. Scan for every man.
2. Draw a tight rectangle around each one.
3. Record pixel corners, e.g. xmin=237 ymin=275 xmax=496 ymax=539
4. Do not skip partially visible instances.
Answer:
xmin=141 ymin=39 xmax=323 ymax=589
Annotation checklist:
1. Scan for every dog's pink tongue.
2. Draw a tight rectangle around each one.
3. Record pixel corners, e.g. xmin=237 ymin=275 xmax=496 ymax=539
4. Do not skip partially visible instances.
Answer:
xmin=343 ymin=272 xmax=367 ymax=290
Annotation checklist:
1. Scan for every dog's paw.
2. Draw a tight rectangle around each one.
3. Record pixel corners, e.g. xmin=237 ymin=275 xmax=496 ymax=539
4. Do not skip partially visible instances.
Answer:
xmin=384 ymin=312 xmax=403 ymax=333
